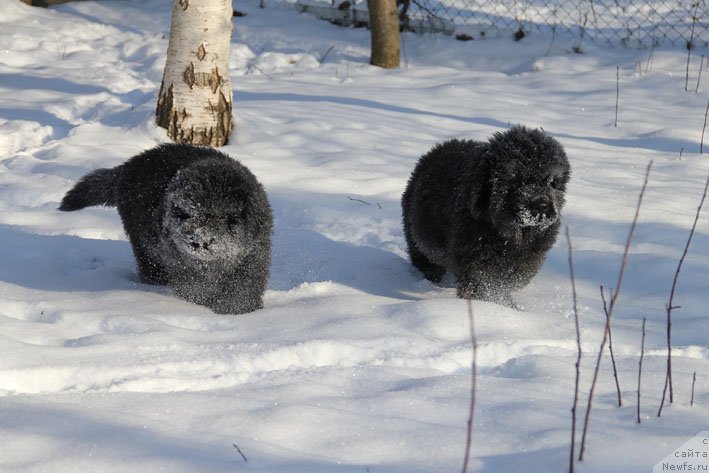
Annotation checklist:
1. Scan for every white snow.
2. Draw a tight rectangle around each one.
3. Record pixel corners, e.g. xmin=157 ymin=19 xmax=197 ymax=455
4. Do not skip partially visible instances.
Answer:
xmin=0 ymin=0 xmax=708 ymax=472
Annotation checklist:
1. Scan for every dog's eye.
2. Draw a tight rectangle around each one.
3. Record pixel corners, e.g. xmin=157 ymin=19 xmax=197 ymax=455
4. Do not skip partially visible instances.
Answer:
xmin=549 ymin=178 xmax=559 ymax=189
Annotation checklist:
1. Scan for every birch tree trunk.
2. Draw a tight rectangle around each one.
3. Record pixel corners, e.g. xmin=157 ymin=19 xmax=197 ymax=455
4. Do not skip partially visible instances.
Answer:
xmin=367 ymin=0 xmax=400 ymax=69
xmin=156 ymin=0 xmax=233 ymax=147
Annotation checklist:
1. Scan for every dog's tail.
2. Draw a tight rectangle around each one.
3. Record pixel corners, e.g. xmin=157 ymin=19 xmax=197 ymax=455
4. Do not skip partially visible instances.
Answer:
xmin=58 ymin=167 xmax=120 ymax=211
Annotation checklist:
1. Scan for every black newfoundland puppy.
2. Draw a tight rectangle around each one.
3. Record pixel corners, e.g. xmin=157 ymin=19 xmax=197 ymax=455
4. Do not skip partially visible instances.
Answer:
xmin=402 ymin=126 xmax=570 ymax=306
xmin=60 ymin=143 xmax=273 ymax=314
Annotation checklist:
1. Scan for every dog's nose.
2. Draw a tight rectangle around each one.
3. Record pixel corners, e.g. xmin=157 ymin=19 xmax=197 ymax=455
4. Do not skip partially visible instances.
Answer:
xmin=530 ymin=199 xmax=554 ymax=219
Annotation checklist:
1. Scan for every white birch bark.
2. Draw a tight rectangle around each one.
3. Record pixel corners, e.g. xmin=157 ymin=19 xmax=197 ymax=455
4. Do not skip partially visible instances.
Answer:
xmin=156 ymin=0 xmax=233 ymax=147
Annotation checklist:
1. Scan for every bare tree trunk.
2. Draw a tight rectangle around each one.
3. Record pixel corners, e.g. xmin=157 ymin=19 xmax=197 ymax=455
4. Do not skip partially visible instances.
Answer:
xmin=367 ymin=0 xmax=400 ymax=68
xmin=156 ymin=0 xmax=233 ymax=147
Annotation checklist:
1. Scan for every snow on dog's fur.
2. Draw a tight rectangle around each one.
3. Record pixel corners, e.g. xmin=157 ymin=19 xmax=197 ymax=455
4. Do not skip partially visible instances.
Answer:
xmin=60 ymin=143 xmax=272 ymax=314
xmin=401 ymin=126 xmax=570 ymax=306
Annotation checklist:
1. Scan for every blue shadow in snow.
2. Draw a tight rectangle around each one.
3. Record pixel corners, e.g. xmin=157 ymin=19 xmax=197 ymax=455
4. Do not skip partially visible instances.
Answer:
xmin=0 ymin=73 xmax=155 ymax=134
xmin=0 ymin=107 xmax=73 ymax=139
xmin=269 ymin=225 xmax=423 ymax=300
xmin=0 ymin=73 xmax=109 ymax=96
xmin=238 ymin=90 xmax=695 ymax=154
xmin=237 ymin=90 xmax=510 ymax=129
xmin=558 ymin=131 xmax=697 ymax=154
xmin=0 ymin=399 xmax=426 ymax=473
xmin=0 ymin=224 xmax=136 ymax=292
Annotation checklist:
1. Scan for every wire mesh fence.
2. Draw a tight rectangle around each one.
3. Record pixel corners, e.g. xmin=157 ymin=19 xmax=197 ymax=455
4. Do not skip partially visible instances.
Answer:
xmin=284 ymin=0 xmax=709 ymax=47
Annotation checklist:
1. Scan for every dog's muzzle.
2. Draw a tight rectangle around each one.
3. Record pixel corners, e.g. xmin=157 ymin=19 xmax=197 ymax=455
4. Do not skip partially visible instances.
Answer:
xmin=518 ymin=197 xmax=558 ymax=228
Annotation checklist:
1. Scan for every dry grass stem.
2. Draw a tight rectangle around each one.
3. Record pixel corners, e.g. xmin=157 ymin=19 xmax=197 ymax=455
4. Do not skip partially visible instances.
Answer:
xmin=232 ymin=443 xmax=248 ymax=462
xmin=461 ymin=299 xmax=478 ymax=473
xmin=685 ymin=1 xmax=701 ymax=92
xmin=659 ymin=174 xmax=709 ymax=416
xmin=695 ymin=54 xmax=705 ymax=93
xmin=579 ymin=161 xmax=652 ymax=462
xmin=701 ymin=98 xmax=709 ymax=154
xmin=614 ymin=66 xmax=620 ymax=127
xmin=601 ymin=287 xmax=623 ymax=407
xmin=637 ymin=317 xmax=646 ymax=423
xmin=566 ymin=227 xmax=582 ymax=473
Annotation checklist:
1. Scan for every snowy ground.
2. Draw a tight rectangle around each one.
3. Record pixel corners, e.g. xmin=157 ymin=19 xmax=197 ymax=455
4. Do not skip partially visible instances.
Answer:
xmin=1 ymin=1 xmax=708 ymax=472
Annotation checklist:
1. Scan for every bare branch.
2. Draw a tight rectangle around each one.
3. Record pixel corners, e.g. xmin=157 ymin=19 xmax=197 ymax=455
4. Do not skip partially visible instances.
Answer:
xmin=685 ymin=1 xmax=700 ymax=92
xmin=320 ymin=44 xmax=336 ymax=63
xmin=600 ymin=286 xmax=622 ymax=407
xmin=579 ymin=286 xmax=612 ymax=462
xmin=695 ymin=54 xmax=705 ymax=93
xmin=579 ymin=161 xmax=652 ymax=462
xmin=461 ymin=300 xmax=478 ymax=473
xmin=347 ymin=196 xmax=372 ymax=205
xmin=701 ymin=98 xmax=709 ymax=154
xmin=566 ymin=227 xmax=582 ymax=473
xmin=232 ymin=443 xmax=248 ymax=462
xmin=637 ymin=317 xmax=646 ymax=423
xmin=659 ymin=174 xmax=709 ymax=416
xmin=614 ymin=66 xmax=620 ymax=127
xmin=609 ymin=161 xmax=652 ymax=313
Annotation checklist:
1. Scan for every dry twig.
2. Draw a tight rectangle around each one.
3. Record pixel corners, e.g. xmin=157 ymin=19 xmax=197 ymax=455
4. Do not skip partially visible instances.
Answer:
xmin=232 ymin=443 xmax=248 ymax=462
xmin=695 ymin=55 xmax=705 ymax=93
xmin=645 ymin=45 xmax=655 ymax=74
xmin=685 ymin=1 xmax=701 ymax=92
xmin=566 ymin=227 xmax=582 ymax=473
xmin=579 ymin=161 xmax=652 ymax=462
xmin=320 ymin=44 xmax=336 ymax=63
xmin=600 ymin=287 xmax=623 ymax=407
xmin=347 ymin=196 xmax=372 ymax=205
xmin=461 ymin=300 xmax=478 ymax=473
xmin=614 ymin=66 xmax=620 ymax=127
xmin=637 ymin=317 xmax=646 ymax=423
xmin=701 ymin=98 xmax=709 ymax=154
xmin=658 ymin=174 xmax=709 ymax=416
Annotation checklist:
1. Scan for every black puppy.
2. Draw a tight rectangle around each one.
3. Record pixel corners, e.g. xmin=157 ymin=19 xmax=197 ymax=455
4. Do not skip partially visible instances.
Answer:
xmin=402 ymin=126 xmax=570 ymax=305
xmin=60 ymin=143 xmax=273 ymax=314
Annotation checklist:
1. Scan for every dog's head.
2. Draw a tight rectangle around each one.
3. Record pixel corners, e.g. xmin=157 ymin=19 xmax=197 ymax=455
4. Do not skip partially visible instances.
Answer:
xmin=162 ymin=160 xmax=272 ymax=261
xmin=484 ymin=126 xmax=570 ymax=239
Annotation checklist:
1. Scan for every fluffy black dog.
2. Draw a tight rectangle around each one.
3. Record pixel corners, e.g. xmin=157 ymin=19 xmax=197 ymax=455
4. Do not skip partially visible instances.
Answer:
xmin=402 ymin=126 xmax=570 ymax=305
xmin=60 ymin=143 xmax=273 ymax=314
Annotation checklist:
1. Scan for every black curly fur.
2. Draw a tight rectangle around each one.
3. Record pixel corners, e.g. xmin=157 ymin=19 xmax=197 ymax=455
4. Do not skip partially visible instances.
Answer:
xmin=59 ymin=143 xmax=273 ymax=314
xmin=401 ymin=125 xmax=571 ymax=305
xmin=59 ymin=168 xmax=119 ymax=210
